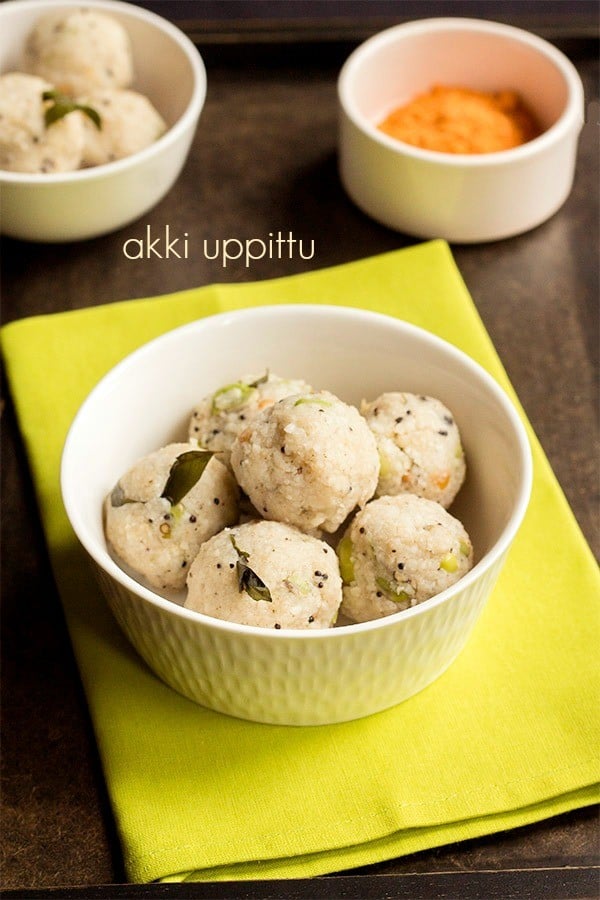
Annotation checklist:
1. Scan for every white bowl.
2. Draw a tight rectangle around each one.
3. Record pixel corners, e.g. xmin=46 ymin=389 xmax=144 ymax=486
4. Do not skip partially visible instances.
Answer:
xmin=0 ymin=0 xmax=206 ymax=242
xmin=61 ymin=305 xmax=532 ymax=725
xmin=338 ymin=18 xmax=584 ymax=242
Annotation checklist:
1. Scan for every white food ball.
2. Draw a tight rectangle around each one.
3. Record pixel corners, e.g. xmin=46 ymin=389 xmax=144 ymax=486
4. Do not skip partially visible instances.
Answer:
xmin=104 ymin=443 xmax=239 ymax=592
xmin=0 ymin=72 xmax=84 ymax=173
xmin=185 ymin=520 xmax=342 ymax=630
xmin=230 ymin=391 xmax=379 ymax=534
xmin=361 ymin=392 xmax=466 ymax=508
xmin=78 ymin=88 xmax=166 ymax=165
xmin=189 ymin=372 xmax=314 ymax=468
xmin=338 ymin=494 xmax=473 ymax=623
xmin=22 ymin=9 xmax=134 ymax=96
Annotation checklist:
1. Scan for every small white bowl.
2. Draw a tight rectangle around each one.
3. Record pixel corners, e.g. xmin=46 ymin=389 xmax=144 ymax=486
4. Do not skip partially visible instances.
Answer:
xmin=61 ymin=305 xmax=532 ymax=725
xmin=0 ymin=0 xmax=206 ymax=242
xmin=338 ymin=18 xmax=585 ymax=242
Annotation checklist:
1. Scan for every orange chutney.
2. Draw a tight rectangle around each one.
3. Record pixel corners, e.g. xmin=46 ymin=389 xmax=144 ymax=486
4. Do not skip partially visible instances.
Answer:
xmin=378 ymin=85 xmax=541 ymax=154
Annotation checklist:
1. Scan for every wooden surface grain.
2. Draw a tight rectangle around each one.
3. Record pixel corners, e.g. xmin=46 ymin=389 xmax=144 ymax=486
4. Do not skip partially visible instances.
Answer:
xmin=1 ymin=33 xmax=598 ymax=898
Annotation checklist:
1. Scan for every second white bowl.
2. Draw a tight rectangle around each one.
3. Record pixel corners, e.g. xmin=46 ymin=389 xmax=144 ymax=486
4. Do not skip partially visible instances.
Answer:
xmin=0 ymin=0 xmax=206 ymax=242
xmin=338 ymin=18 xmax=585 ymax=242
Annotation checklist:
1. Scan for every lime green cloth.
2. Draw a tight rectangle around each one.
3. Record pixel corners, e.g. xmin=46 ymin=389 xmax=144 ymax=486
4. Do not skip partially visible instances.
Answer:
xmin=2 ymin=240 xmax=598 ymax=884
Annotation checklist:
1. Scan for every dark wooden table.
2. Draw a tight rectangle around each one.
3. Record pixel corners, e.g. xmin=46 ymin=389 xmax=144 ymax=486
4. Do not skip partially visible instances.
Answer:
xmin=1 ymin=16 xmax=598 ymax=900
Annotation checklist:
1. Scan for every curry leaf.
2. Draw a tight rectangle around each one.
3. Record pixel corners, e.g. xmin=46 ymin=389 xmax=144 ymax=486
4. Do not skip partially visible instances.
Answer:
xmin=247 ymin=370 xmax=270 ymax=388
xmin=110 ymin=483 xmax=136 ymax=507
xmin=43 ymin=90 xmax=102 ymax=130
xmin=230 ymin=535 xmax=273 ymax=602
xmin=238 ymin=566 xmax=273 ymax=602
xmin=161 ymin=450 xmax=214 ymax=506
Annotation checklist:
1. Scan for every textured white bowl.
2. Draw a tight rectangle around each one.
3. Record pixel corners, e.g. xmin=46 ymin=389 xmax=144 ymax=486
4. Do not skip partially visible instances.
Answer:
xmin=0 ymin=0 xmax=206 ymax=242
xmin=338 ymin=18 xmax=584 ymax=242
xmin=61 ymin=306 xmax=532 ymax=725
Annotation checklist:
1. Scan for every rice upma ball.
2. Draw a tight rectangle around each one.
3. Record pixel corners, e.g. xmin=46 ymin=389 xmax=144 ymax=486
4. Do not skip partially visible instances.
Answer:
xmin=189 ymin=372 xmax=313 ymax=468
xmin=185 ymin=520 xmax=342 ymax=629
xmin=338 ymin=494 xmax=473 ymax=623
xmin=22 ymin=9 xmax=134 ymax=96
xmin=0 ymin=72 xmax=85 ymax=172
xmin=79 ymin=88 xmax=166 ymax=165
xmin=104 ymin=442 xmax=238 ymax=592
xmin=361 ymin=392 xmax=466 ymax=508
xmin=231 ymin=391 xmax=380 ymax=534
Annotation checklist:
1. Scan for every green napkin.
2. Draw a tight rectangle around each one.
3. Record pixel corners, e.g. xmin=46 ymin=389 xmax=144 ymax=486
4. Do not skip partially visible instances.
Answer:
xmin=2 ymin=241 xmax=598 ymax=883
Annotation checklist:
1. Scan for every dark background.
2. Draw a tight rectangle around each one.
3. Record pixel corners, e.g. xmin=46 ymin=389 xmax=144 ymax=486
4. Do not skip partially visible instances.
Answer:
xmin=138 ymin=1 xmax=599 ymax=42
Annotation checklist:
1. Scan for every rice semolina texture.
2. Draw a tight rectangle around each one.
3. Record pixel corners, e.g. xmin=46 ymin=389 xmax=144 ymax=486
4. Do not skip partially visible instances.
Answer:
xmin=0 ymin=72 xmax=85 ymax=173
xmin=231 ymin=391 xmax=380 ymax=533
xmin=362 ymin=392 xmax=466 ymax=508
xmin=189 ymin=372 xmax=313 ymax=469
xmin=339 ymin=494 xmax=473 ymax=623
xmin=22 ymin=9 xmax=134 ymax=97
xmin=104 ymin=443 xmax=238 ymax=592
xmin=78 ymin=88 xmax=166 ymax=166
xmin=185 ymin=520 xmax=342 ymax=629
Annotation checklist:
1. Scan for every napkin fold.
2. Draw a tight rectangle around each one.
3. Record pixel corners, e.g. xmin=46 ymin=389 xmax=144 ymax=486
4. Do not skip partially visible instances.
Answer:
xmin=2 ymin=241 xmax=598 ymax=883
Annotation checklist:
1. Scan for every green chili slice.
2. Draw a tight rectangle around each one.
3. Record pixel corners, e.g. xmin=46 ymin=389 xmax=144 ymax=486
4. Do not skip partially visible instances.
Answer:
xmin=211 ymin=382 xmax=256 ymax=413
xmin=293 ymin=396 xmax=332 ymax=408
xmin=337 ymin=534 xmax=355 ymax=584
xmin=375 ymin=576 xmax=411 ymax=603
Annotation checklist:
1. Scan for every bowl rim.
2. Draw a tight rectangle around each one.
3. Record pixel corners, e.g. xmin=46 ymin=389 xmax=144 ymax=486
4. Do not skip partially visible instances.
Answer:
xmin=0 ymin=0 xmax=206 ymax=184
xmin=338 ymin=16 xmax=585 ymax=167
xmin=61 ymin=304 xmax=533 ymax=640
